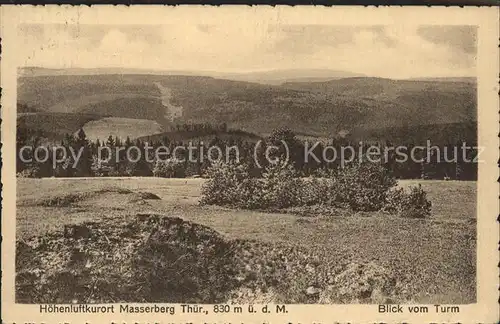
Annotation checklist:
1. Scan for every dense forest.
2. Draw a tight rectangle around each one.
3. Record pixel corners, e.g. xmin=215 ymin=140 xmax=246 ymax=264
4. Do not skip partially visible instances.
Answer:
xmin=17 ymin=123 xmax=478 ymax=180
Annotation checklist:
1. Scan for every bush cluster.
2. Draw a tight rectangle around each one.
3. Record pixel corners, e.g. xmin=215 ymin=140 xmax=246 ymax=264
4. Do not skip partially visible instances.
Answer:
xmin=201 ymin=161 xmax=432 ymax=217
xmin=200 ymin=162 xmax=307 ymax=210
xmin=335 ymin=163 xmax=397 ymax=211
xmin=152 ymin=159 xmax=185 ymax=178
xmin=384 ymin=184 xmax=432 ymax=218
xmin=199 ymin=161 xmax=253 ymax=206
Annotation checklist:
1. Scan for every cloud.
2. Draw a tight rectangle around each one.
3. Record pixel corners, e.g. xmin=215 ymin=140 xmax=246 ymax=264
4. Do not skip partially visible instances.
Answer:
xmin=96 ymin=29 xmax=153 ymax=67
xmin=17 ymin=23 xmax=476 ymax=78
xmin=265 ymin=25 xmax=475 ymax=78
xmin=417 ymin=25 xmax=477 ymax=54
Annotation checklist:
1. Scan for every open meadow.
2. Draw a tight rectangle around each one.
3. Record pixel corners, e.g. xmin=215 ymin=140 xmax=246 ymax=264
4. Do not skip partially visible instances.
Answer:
xmin=16 ymin=178 xmax=476 ymax=304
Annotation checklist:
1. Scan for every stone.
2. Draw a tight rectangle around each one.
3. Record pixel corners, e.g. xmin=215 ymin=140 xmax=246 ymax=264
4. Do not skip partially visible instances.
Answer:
xmin=305 ymin=286 xmax=321 ymax=295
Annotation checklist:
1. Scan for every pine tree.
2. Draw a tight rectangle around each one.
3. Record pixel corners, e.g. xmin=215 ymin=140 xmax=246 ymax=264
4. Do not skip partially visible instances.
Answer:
xmin=106 ymin=135 xmax=115 ymax=147
xmin=161 ymin=135 xmax=170 ymax=146
xmin=60 ymin=133 xmax=77 ymax=177
xmin=74 ymin=129 xmax=93 ymax=177
xmin=104 ymin=135 xmax=117 ymax=174
xmin=125 ymin=136 xmax=132 ymax=148
xmin=267 ymin=127 xmax=304 ymax=170
xmin=115 ymin=136 xmax=122 ymax=147
xmin=129 ymin=138 xmax=152 ymax=176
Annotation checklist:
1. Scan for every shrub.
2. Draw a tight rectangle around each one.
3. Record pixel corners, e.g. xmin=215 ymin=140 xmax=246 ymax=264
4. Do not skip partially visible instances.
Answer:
xmin=236 ymin=178 xmax=266 ymax=210
xmin=91 ymin=157 xmax=114 ymax=177
xmin=152 ymin=159 xmax=185 ymax=178
xmin=383 ymin=187 xmax=405 ymax=213
xmin=200 ymin=161 xmax=423 ymax=216
xmin=385 ymin=184 xmax=432 ymax=218
xmin=336 ymin=163 xmax=397 ymax=211
xmin=259 ymin=163 xmax=304 ymax=209
xmin=200 ymin=161 xmax=252 ymax=206
xmin=201 ymin=162 xmax=305 ymax=209
xmin=17 ymin=166 xmax=41 ymax=178
xmin=124 ymin=161 xmax=153 ymax=177
xmin=201 ymin=161 xmax=307 ymax=210
xmin=300 ymin=177 xmax=337 ymax=206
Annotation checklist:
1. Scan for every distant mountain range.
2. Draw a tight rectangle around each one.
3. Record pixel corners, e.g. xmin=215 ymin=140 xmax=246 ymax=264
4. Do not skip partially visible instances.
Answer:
xmin=19 ymin=66 xmax=476 ymax=85
xmin=408 ymin=77 xmax=476 ymax=83
xmin=19 ymin=66 xmax=367 ymax=85
xmin=17 ymin=67 xmax=477 ymax=145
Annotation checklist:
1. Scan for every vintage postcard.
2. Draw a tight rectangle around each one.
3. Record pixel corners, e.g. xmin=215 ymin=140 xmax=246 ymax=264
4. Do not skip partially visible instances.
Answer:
xmin=1 ymin=5 xmax=498 ymax=324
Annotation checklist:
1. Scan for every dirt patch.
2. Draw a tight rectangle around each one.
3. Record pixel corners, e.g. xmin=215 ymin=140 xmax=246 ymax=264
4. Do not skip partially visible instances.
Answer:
xmin=136 ymin=192 xmax=161 ymax=200
xmin=94 ymin=187 xmax=134 ymax=195
xmin=37 ymin=193 xmax=93 ymax=207
xmin=32 ymin=187 xmax=160 ymax=208
xmin=127 ymin=192 xmax=162 ymax=204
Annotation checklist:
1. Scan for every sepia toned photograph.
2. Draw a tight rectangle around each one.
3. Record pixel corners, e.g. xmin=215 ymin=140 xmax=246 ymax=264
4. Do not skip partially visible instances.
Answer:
xmin=1 ymin=5 xmax=498 ymax=324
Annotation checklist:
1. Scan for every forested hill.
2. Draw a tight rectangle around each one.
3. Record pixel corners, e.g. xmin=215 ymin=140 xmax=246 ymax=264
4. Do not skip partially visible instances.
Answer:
xmin=17 ymin=73 xmax=476 ymax=144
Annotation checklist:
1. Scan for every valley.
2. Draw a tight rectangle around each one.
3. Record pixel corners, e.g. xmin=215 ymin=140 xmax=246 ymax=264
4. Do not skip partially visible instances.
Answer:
xmin=16 ymin=70 xmax=477 ymax=145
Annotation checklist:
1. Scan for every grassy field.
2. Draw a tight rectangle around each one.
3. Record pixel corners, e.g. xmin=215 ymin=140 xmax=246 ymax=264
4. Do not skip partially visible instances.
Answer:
xmin=16 ymin=178 xmax=476 ymax=304
xmin=81 ymin=117 xmax=165 ymax=141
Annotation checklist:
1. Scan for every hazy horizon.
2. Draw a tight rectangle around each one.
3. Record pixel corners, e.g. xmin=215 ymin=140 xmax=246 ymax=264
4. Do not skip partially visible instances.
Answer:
xmin=18 ymin=24 xmax=477 ymax=79
xmin=18 ymin=66 xmax=477 ymax=81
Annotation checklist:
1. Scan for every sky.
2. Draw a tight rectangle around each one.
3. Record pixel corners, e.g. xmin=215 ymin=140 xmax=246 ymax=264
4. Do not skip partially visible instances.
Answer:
xmin=18 ymin=23 xmax=477 ymax=79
